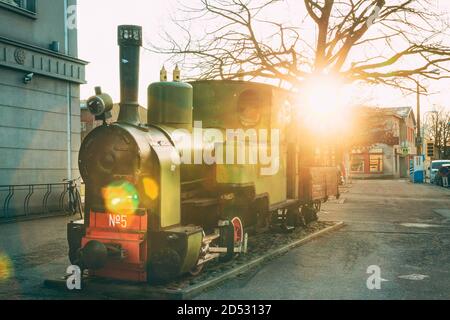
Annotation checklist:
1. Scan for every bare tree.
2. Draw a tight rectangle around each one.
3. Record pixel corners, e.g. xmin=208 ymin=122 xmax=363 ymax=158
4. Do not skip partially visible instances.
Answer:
xmin=427 ymin=108 xmax=450 ymax=158
xmin=152 ymin=0 xmax=450 ymax=92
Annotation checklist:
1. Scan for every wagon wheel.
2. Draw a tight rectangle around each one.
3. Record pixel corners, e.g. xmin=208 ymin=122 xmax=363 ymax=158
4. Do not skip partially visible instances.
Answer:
xmin=303 ymin=205 xmax=318 ymax=224
xmin=149 ymin=248 xmax=182 ymax=283
xmin=286 ymin=206 xmax=301 ymax=230
xmin=313 ymin=201 xmax=322 ymax=212
xmin=295 ymin=207 xmax=307 ymax=227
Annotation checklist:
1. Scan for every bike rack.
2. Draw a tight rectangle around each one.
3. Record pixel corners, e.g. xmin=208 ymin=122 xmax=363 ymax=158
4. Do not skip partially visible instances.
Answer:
xmin=0 ymin=182 xmax=73 ymax=221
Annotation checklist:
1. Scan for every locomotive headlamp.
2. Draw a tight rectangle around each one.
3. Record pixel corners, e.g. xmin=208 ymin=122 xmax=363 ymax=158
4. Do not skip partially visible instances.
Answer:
xmin=87 ymin=87 xmax=113 ymax=121
xmin=87 ymin=95 xmax=113 ymax=116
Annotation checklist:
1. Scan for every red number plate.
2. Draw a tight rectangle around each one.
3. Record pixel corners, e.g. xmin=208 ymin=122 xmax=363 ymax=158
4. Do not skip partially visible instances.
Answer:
xmin=90 ymin=211 xmax=147 ymax=231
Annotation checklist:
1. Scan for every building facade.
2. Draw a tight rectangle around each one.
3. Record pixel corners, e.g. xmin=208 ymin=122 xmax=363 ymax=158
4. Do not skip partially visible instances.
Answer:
xmin=351 ymin=107 xmax=417 ymax=179
xmin=0 ymin=0 xmax=86 ymax=217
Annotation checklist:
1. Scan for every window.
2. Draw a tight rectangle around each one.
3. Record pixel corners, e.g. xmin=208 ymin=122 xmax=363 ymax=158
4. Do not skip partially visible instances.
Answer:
xmin=0 ymin=0 xmax=36 ymax=13
xmin=351 ymin=155 xmax=365 ymax=173
xmin=237 ymin=90 xmax=262 ymax=127
xmin=432 ymin=161 xmax=450 ymax=170
xmin=369 ymin=155 xmax=383 ymax=173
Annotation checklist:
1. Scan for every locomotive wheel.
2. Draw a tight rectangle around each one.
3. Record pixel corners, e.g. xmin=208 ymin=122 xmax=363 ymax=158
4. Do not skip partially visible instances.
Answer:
xmin=149 ymin=248 xmax=182 ymax=283
xmin=68 ymin=248 xmax=80 ymax=266
xmin=219 ymin=223 xmax=235 ymax=262
xmin=219 ymin=217 xmax=244 ymax=262
xmin=190 ymin=231 xmax=208 ymax=276
xmin=189 ymin=263 xmax=205 ymax=277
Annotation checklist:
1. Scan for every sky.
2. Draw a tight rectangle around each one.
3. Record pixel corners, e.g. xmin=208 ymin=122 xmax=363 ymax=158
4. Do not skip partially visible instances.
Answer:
xmin=77 ymin=0 xmax=450 ymax=115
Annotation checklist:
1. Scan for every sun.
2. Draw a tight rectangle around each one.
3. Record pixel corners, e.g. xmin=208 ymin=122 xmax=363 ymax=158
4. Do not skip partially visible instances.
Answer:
xmin=299 ymin=74 xmax=352 ymax=136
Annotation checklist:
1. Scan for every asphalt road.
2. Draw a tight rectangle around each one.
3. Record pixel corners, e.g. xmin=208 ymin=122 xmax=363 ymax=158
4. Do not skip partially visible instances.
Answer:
xmin=0 ymin=179 xmax=449 ymax=300
xmin=197 ymin=179 xmax=450 ymax=300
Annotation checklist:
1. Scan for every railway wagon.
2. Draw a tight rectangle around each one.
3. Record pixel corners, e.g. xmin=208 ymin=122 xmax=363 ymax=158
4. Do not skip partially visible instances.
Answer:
xmin=67 ymin=25 xmax=340 ymax=283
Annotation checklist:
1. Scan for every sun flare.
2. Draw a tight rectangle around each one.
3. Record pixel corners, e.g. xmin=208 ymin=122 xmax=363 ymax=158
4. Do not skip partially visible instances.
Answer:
xmin=102 ymin=181 xmax=140 ymax=215
xmin=299 ymin=75 xmax=353 ymax=136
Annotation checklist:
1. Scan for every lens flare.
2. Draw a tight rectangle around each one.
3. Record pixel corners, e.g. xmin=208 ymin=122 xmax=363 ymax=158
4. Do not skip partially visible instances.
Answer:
xmin=102 ymin=181 xmax=140 ymax=215
xmin=299 ymin=74 xmax=352 ymax=137
xmin=142 ymin=178 xmax=159 ymax=200
xmin=0 ymin=253 xmax=14 ymax=281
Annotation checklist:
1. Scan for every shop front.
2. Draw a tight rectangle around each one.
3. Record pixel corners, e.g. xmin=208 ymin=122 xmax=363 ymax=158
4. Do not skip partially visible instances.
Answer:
xmin=350 ymin=145 xmax=400 ymax=179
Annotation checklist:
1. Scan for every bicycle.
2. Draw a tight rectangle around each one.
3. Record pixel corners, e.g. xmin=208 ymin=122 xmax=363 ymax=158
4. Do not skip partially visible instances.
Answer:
xmin=64 ymin=177 xmax=84 ymax=219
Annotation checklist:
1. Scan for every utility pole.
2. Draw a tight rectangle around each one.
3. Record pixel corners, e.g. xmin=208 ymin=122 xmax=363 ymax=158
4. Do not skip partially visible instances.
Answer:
xmin=416 ymin=80 xmax=422 ymax=156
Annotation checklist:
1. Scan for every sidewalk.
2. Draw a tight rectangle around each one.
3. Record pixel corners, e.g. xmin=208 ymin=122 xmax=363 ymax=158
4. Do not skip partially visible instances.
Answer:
xmin=197 ymin=179 xmax=450 ymax=299
xmin=0 ymin=215 xmax=76 ymax=299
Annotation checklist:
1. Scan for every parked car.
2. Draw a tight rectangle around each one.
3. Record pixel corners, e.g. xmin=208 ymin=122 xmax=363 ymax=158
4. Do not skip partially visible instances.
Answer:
xmin=435 ymin=164 xmax=450 ymax=187
xmin=429 ymin=160 xmax=450 ymax=184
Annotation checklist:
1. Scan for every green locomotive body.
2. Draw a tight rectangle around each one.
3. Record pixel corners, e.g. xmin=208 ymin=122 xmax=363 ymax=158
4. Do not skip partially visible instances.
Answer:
xmin=67 ymin=25 xmax=340 ymax=283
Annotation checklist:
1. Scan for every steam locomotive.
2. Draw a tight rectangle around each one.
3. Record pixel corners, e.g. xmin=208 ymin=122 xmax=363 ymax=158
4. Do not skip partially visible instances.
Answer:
xmin=67 ymin=25 xmax=340 ymax=283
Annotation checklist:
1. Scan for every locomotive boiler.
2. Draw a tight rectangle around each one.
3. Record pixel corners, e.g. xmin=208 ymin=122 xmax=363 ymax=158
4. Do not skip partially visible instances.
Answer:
xmin=67 ymin=25 xmax=340 ymax=283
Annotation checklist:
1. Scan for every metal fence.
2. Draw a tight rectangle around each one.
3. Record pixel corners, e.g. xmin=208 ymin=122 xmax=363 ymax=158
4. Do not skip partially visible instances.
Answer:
xmin=0 ymin=182 xmax=72 ymax=222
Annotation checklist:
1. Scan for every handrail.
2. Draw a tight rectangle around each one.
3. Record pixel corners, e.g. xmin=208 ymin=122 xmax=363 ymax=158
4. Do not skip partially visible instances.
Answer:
xmin=0 ymin=182 xmax=72 ymax=220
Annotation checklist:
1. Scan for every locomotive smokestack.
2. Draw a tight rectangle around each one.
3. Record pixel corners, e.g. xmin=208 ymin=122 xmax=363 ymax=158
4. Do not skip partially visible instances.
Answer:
xmin=117 ymin=25 xmax=142 ymax=125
